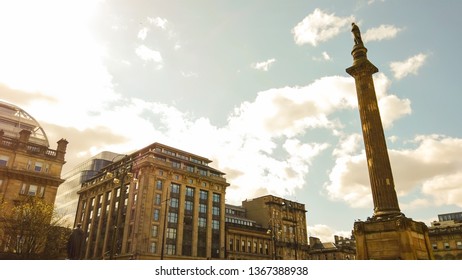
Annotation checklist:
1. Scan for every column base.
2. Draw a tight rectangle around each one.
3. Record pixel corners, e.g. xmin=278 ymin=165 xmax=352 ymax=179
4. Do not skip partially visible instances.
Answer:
xmin=354 ymin=216 xmax=434 ymax=260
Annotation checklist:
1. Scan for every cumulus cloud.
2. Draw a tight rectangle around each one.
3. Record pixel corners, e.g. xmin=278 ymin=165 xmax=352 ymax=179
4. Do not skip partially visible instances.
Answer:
xmin=251 ymin=58 xmax=276 ymax=71
xmin=362 ymin=24 xmax=402 ymax=42
xmin=135 ymin=45 xmax=163 ymax=63
xmin=324 ymin=134 xmax=462 ymax=210
xmin=390 ymin=53 xmax=427 ymax=80
xmin=307 ymin=224 xmax=351 ymax=243
xmin=148 ymin=17 xmax=168 ymax=29
xmin=292 ymin=8 xmax=354 ymax=46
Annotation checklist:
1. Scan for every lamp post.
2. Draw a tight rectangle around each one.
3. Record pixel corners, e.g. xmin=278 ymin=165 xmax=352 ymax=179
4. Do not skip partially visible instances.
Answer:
xmin=160 ymin=185 xmax=170 ymax=260
xmin=109 ymin=159 xmax=136 ymax=260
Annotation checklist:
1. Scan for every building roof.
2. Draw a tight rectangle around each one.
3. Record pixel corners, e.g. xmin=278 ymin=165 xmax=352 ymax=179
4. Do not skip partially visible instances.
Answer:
xmin=0 ymin=99 xmax=49 ymax=147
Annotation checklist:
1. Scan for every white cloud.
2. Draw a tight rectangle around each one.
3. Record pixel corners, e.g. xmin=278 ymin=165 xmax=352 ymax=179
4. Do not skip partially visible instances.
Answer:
xmin=135 ymin=44 xmax=163 ymax=64
xmin=307 ymin=224 xmax=351 ymax=243
xmin=363 ymin=24 xmax=402 ymax=42
xmin=251 ymin=58 xmax=276 ymax=71
xmin=137 ymin=27 xmax=149 ymax=40
xmin=292 ymin=8 xmax=354 ymax=46
xmin=312 ymin=52 xmax=332 ymax=61
xmin=148 ymin=17 xmax=168 ymax=29
xmin=390 ymin=53 xmax=427 ymax=80
xmin=324 ymin=134 xmax=462 ymax=210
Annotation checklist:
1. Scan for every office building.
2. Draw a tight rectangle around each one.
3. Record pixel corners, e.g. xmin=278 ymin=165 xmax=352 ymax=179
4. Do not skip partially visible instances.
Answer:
xmin=75 ymin=142 xmax=229 ymax=259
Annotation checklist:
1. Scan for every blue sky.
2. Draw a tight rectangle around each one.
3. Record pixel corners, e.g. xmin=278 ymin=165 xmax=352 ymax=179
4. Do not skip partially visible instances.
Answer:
xmin=1 ymin=0 xmax=461 ymax=242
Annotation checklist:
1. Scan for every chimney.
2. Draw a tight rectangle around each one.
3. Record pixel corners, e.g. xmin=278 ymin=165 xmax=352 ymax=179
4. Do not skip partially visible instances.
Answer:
xmin=56 ymin=138 xmax=69 ymax=161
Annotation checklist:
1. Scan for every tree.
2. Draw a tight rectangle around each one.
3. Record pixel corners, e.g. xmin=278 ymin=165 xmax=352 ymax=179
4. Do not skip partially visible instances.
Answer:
xmin=0 ymin=197 xmax=69 ymax=259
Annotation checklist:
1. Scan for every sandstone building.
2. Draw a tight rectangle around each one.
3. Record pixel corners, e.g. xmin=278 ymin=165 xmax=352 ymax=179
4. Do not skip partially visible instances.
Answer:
xmin=428 ymin=212 xmax=462 ymax=260
xmin=75 ymin=142 xmax=229 ymax=259
xmin=0 ymin=100 xmax=68 ymax=253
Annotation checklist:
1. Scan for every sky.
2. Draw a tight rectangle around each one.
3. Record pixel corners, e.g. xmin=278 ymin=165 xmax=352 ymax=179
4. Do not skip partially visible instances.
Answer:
xmin=1 ymin=0 xmax=462 ymax=243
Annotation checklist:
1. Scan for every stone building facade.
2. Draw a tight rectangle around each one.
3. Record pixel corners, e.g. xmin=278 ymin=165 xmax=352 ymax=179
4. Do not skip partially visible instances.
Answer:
xmin=428 ymin=212 xmax=462 ymax=260
xmin=75 ymin=142 xmax=229 ymax=259
xmin=0 ymin=100 xmax=68 ymax=253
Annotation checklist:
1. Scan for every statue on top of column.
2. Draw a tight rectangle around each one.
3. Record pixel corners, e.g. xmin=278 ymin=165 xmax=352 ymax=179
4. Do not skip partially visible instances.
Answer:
xmin=351 ymin=23 xmax=363 ymax=46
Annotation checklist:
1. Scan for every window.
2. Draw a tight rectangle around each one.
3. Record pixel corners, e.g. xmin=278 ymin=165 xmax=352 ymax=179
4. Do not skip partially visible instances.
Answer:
xmin=457 ymin=241 xmax=462 ymax=249
xmin=171 ymin=161 xmax=181 ymax=169
xmin=212 ymin=206 xmax=220 ymax=216
xmin=213 ymin=193 xmax=221 ymax=203
xmin=150 ymin=242 xmax=157 ymax=253
xmin=154 ymin=194 xmax=161 ymax=205
xmin=185 ymin=201 xmax=193 ymax=211
xmin=432 ymin=243 xmax=438 ymax=250
xmin=153 ymin=209 xmax=160 ymax=221
xmin=186 ymin=187 xmax=194 ymax=197
xmin=170 ymin=183 xmax=180 ymax=194
xmin=166 ymin=244 xmax=176 ymax=255
xmin=151 ymin=225 xmax=158 ymax=237
xmin=199 ymin=204 xmax=207 ymax=214
xmin=212 ymin=220 xmax=219 ymax=230
xmin=166 ymin=228 xmax=177 ymax=239
xmin=200 ymin=190 xmax=208 ymax=200
xmin=198 ymin=169 xmax=207 ymax=176
xmin=444 ymin=242 xmax=450 ymax=250
xmin=0 ymin=155 xmax=9 ymax=166
xmin=168 ymin=212 xmax=178 ymax=223
xmin=156 ymin=179 xmax=163 ymax=190
xmin=198 ymin=217 xmax=206 ymax=228
xmin=186 ymin=165 xmax=194 ymax=172
xmin=34 ymin=162 xmax=43 ymax=172
xmin=170 ymin=198 xmax=179 ymax=208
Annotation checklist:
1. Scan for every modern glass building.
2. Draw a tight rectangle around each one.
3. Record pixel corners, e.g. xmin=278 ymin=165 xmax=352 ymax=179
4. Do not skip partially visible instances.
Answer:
xmin=55 ymin=151 xmax=122 ymax=227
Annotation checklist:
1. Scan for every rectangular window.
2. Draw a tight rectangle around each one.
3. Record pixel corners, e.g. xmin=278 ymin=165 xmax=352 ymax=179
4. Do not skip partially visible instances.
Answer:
xmin=34 ymin=162 xmax=43 ymax=172
xmin=457 ymin=241 xmax=462 ymax=249
xmin=153 ymin=209 xmax=160 ymax=221
xmin=186 ymin=165 xmax=194 ymax=173
xmin=432 ymin=243 xmax=437 ymax=250
xmin=198 ymin=217 xmax=206 ymax=228
xmin=170 ymin=183 xmax=180 ymax=194
xmin=20 ymin=183 xmax=27 ymax=195
xmin=200 ymin=190 xmax=208 ymax=200
xmin=212 ymin=206 xmax=220 ymax=216
xmin=151 ymin=225 xmax=158 ymax=237
xmin=170 ymin=197 xmax=179 ymax=208
xmin=213 ymin=193 xmax=221 ymax=203
xmin=185 ymin=201 xmax=193 ymax=211
xmin=186 ymin=187 xmax=194 ymax=197
xmin=156 ymin=179 xmax=163 ymax=190
xmin=0 ymin=155 xmax=9 ymax=166
xmin=199 ymin=204 xmax=207 ymax=214
xmin=166 ymin=244 xmax=176 ymax=255
xmin=150 ymin=242 xmax=157 ymax=253
xmin=171 ymin=161 xmax=181 ymax=169
xmin=28 ymin=185 xmax=38 ymax=196
xmin=155 ymin=194 xmax=161 ymax=205
xmin=212 ymin=220 xmax=219 ymax=230
xmin=168 ymin=212 xmax=178 ymax=224
xmin=166 ymin=228 xmax=177 ymax=240
xmin=444 ymin=242 xmax=450 ymax=249
xmin=198 ymin=169 xmax=207 ymax=176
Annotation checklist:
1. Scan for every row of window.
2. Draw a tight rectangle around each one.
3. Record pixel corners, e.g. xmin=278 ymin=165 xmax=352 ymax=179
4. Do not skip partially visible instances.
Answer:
xmin=229 ymin=238 xmax=270 ymax=255
xmin=432 ymin=241 xmax=462 ymax=250
xmin=0 ymin=155 xmax=50 ymax=172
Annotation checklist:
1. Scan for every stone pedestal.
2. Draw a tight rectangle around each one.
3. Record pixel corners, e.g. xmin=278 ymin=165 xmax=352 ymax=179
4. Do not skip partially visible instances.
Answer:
xmin=354 ymin=216 xmax=434 ymax=260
